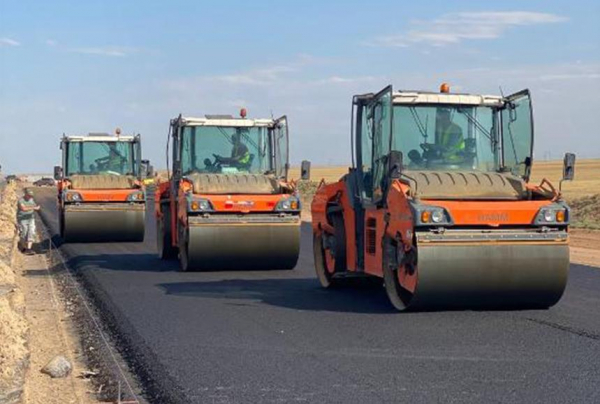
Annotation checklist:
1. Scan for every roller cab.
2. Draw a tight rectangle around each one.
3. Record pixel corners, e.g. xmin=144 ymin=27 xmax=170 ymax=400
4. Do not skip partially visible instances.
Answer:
xmin=55 ymin=131 xmax=146 ymax=242
xmin=157 ymin=112 xmax=301 ymax=271
xmin=312 ymin=84 xmax=576 ymax=311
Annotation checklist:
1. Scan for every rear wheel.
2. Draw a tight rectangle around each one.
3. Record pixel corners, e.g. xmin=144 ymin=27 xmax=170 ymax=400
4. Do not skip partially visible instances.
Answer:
xmin=382 ymin=237 xmax=414 ymax=311
xmin=313 ymin=233 xmax=336 ymax=288
xmin=178 ymin=224 xmax=192 ymax=272
xmin=59 ymin=211 xmax=65 ymax=239
xmin=330 ymin=214 xmax=347 ymax=273
xmin=157 ymin=215 xmax=177 ymax=260
xmin=313 ymin=214 xmax=346 ymax=288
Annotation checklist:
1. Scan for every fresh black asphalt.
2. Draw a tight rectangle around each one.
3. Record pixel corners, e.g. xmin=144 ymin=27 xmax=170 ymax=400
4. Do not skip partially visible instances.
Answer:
xmin=36 ymin=188 xmax=600 ymax=403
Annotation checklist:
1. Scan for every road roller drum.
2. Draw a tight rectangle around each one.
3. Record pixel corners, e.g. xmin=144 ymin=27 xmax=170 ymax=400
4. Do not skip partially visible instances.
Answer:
xmin=182 ymin=216 xmax=300 ymax=270
xmin=384 ymin=230 xmax=569 ymax=310
xmin=62 ymin=204 xmax=145 ymax=242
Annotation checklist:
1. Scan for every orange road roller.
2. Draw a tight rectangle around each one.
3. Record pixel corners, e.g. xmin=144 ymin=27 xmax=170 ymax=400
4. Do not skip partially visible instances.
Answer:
xmin=311 ymin=84 xmax=575 ymax=310
xmin=156 ymin=111 xmax=301 ymax=271
xmin=54 ymin=130 xmax=147 ymax=242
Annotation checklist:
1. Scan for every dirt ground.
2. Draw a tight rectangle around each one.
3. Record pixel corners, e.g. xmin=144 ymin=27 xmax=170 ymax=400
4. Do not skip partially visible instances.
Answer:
xmin=570 ymin=229 xmax=600 ymax=250
xmin=0 ymin=183 xmax=102 ymax=404
xmin=17 ymin=244 xmax=100 ymax=404
xmin=569 ymin=229 xmax=600 ymax=268
xmin=0 ymin=259 xmax=28 ymax=403
xmin=0 ymin=183 xmax=28 ymax=403
xmin=569 ymin=195 xmax=600 ymax=230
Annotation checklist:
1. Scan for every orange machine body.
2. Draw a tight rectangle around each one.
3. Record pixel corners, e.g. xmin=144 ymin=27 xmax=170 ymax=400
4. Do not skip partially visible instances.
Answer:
xmin=58 ymin=179 xmax=142 ymax=203
xmin=155 ymin=179 xmax=298 ymax=248
xmin=311 ymin=175 xmax=565 ymax=279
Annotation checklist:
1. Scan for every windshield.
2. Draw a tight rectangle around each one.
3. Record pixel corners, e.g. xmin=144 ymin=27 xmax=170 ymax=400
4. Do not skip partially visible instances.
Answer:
xmin=392 ymin=105 xmax=500 ymax=172
xmin=65 ymin=141 xmax=136 ymax=176
xmin=180 ymin=126 xmax=273 ymax=175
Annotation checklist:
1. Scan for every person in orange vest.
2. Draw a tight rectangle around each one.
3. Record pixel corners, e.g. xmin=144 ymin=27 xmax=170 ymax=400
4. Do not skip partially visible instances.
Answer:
xmin=436 ymin=108 xmax=465 ymax=163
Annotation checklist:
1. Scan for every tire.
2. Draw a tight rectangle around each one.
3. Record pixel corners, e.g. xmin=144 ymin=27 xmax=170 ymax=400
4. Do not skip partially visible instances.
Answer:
xmin=59 ymin=211 xmax=65 ymax=240
xmin=330 ymin=214 xmax=347 ymax=273
xmin=313 ymin=213 xmax=346 ymax=288
xmin=157 ymin=216 xmax=177 ymax=260
xmin=178 ymin=224 xmax=191 ymax=272
xmin=382 ymin=237 xmax=413 ymax=311
xmin=313 ymin=233 xmax=337 ymax=288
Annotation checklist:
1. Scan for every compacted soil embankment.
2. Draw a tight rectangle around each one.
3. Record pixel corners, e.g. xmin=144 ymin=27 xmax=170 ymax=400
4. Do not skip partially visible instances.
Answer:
xmin=0 ymin=183 xmax=28 ymax=403
xmin=0 ymin=184 xmax=103 ymax=404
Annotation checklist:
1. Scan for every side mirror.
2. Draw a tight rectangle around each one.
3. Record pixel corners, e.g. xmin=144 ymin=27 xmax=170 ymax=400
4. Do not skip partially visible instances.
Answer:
xmin=53 ymin=166 xmax=63 ymax=181
xmin=300 ymin=160 xmax=311 ymax=181
xmin=562 ymin=153 xmax=576 ymax=181
xmin=388 ymin=151 xmax=403 ymax=179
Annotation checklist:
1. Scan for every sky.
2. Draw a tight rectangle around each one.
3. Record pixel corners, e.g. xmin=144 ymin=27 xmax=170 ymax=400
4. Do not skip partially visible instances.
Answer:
xmin=1 ymin=0 xmax=599 ymax=173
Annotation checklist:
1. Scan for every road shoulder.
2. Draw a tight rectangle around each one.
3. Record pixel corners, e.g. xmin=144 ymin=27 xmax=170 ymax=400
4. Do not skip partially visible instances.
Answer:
xmin=570 ymin=229 xmax=600 ymax=268
xmin=17 ymin=241 xmax=97 ymax=404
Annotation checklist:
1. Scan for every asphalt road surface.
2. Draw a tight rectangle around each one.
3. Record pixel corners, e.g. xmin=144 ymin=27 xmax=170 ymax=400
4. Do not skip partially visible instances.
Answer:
xmin=36 ymin=188 xmax=599 ymax=404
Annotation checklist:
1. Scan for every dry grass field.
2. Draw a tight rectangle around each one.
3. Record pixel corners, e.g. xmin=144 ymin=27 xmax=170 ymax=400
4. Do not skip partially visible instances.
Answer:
xmin=530 ymin=159 xmax=600 ymax=200
xmin=291 ymin=159 xmax=600 ymax=200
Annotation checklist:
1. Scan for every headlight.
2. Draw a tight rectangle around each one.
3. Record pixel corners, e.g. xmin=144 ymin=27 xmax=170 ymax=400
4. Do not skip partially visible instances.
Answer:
xmin=431 ymin=210 xmax=444 ymax=223
xmin=127 ymin=191 xmax=145 ymax=202
xmin=64 ymin=191 xmax=83 ymax=202
xmin=275 ymin=196 xmax=300 ymax=212
xmin=411 ymin=203 xmax=453 ymax=226
xmin=535 ymin=205 xmax=569 ymax=225
xmin=188 ymin=198 xmax=213 ymax=212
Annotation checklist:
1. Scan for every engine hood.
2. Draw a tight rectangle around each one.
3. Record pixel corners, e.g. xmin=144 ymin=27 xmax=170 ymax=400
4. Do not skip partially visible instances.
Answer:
xmin=402 ymin=170 xmax=527 ymax=200
xmin=187 ymin=173 xmax=282 ymax=195
xmin=68 ymin=174 xmax=137 ymax=190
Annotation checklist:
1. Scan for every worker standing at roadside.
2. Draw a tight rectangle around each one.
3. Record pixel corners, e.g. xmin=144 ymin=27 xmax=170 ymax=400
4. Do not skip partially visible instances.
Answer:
xmin=17 ymin=188 xmax=40 ymax=255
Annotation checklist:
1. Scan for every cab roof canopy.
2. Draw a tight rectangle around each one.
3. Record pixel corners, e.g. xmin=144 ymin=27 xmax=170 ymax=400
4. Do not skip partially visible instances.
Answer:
xmin=173 ymin=115 xmax=277 ymax=128
xmin=392 ymin=90 xmax=504 ymax=107
xmin=62 ymin=133 xmax=138 ymax=142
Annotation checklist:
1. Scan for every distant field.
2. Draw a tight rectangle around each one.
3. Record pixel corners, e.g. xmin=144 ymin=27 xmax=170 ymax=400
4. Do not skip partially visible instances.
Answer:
xmin=529 ymin=159 xmax=600 ymax=200
xmin=290 ymin=159 xmax=600 ymax=200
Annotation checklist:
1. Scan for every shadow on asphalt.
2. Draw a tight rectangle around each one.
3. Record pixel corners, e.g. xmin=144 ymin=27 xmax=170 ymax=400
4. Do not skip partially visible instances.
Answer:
xmin=60 ymin=252 xmax=308 ymax=273
xmin=157 ymin=278 xmax=397 ymax=314
xmin=33 ymin=236 xmax=59 ymax=253
xmin=65 ymin=253 xmax=179 ymax=273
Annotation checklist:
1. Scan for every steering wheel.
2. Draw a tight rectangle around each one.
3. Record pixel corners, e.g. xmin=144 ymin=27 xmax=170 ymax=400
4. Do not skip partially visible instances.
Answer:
xmin=95 ymin=155 xmax=126 ymax=170
xmin=420 ymin=143 xmax=449 ymax=160
xmin=202 ymin=155 xmax=223 ymax=173
xmin=420 ymin=143 xmax=445 ymax=152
